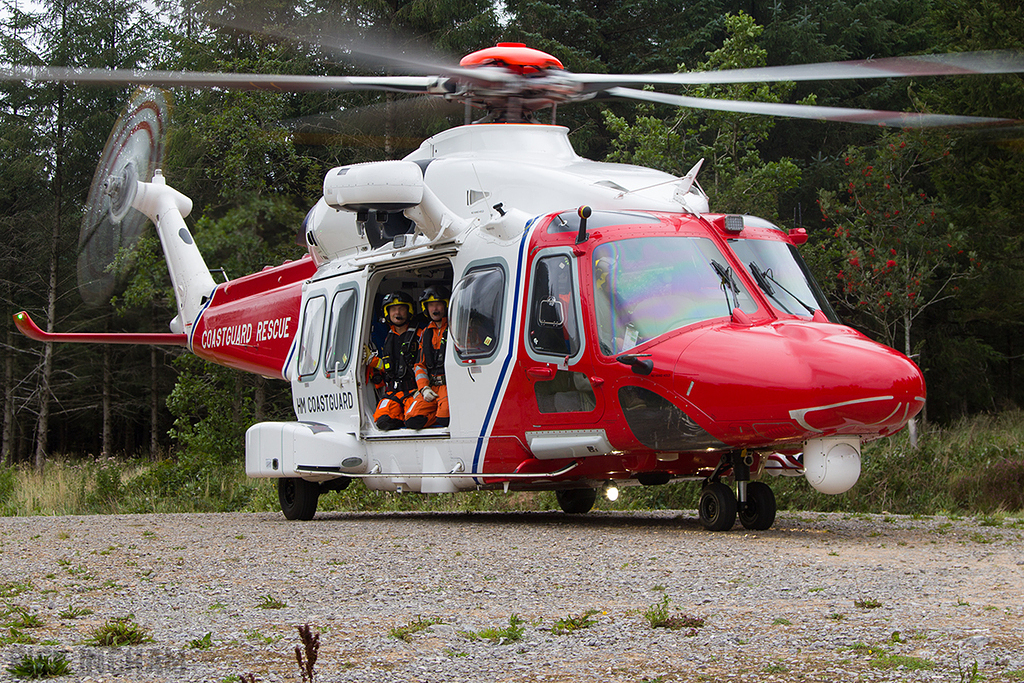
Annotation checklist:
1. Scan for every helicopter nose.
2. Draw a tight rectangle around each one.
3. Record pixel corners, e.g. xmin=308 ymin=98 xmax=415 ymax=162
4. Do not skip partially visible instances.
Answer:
xmin=671 ymin=321 xmax=925 ymax=439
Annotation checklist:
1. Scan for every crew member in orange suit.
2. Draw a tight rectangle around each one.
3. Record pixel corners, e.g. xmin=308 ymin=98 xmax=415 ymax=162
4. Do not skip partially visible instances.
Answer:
xmin=405 ymin=286 xmax=449 ymax=429
xmin=367 ymin=292 xmax=421 ymax=430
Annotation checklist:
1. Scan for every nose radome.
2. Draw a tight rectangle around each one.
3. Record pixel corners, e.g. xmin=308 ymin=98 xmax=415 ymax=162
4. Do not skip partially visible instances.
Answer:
xmin=668 ymin=321 xmax=925 ymax=438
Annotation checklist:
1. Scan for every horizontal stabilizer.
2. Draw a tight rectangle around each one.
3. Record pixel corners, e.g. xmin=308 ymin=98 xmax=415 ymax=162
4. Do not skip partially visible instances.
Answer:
xmin=13 ymin=311 xmax=188 ymax=347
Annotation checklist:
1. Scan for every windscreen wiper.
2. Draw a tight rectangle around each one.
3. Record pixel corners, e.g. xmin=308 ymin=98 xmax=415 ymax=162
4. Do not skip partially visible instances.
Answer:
xmin=749 ymin=262 xmax=817 ymax=315
xmin=711 ymin=260 xmax=739 ymax=313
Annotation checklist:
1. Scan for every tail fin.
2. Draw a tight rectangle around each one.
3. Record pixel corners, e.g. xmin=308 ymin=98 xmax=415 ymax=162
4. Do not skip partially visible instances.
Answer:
xmin=129 ymin=171 xmax=216 ymax=334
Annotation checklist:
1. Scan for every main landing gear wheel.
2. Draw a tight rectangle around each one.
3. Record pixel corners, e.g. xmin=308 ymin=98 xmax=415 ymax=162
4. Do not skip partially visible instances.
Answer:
xmin=698 ymin=482 xmax=737 ymax=531
xmin=556 ymin=487 xmax=597 ymax=514
xmin=278 ymin=478 xmax=320 ymax=521
xmin=739 ymin=481 xmax=777 ymax=531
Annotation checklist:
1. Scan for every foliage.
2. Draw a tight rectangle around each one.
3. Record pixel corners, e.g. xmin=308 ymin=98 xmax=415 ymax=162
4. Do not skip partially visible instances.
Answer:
xmin=813 ymin=130 xmax=977 ymax=353
xmin=166 ymin=355 xmax=250 ymax=466
xmin=603 ymin=12 xmax=804 ymax=221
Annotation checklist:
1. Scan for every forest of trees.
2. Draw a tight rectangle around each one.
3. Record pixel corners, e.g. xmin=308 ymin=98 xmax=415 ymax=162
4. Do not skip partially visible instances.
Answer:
xmin=1 ymin=0 xmax=1022 ymax=468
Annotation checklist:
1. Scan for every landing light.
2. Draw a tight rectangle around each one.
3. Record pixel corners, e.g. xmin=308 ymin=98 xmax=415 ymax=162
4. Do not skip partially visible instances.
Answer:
xmin=603 ymin=482 xmax=619 ymax=502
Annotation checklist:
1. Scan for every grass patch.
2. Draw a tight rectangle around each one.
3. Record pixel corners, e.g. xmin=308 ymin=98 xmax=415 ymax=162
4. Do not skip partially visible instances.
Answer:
xmin=57 ymin=606 xmax=93 ymax=620
xmin=552 ymin=609 xmax=599 ymax=635
xmin=188 ymin=632 xmax=214 ymax=649
xmin=389 ymin=616 xmax=442 ymax=642
xmin=0 ymin=582 xmax=33 ymax=599
xmin=870 ymin=653 xmax=935 ymax=670
xmin=642 ymin=595 xmax=705 ymax=631
xmin=461 ymin=614 xmax=526 ymax=644
xmin=84 ymin=616 xmax=153 ymax=646
xmin=3 ymin=606 xmax=43 ymax=629
xmin=1 ymin=411 xmax=1023 ymax=517
xmin=256 ymin=594 xmax=286 ymax=609
xmin=854 ymin=598 xmax=882 ymax=609
xmin=5 ymin=652 xmax=71 ymax=679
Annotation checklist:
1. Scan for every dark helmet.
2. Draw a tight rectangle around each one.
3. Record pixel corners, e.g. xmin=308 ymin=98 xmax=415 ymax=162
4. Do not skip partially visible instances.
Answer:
xmin=382 ymin=291 xmax=414 ymax=318
xmin=419 ymin=285 xmax=450 ymax=312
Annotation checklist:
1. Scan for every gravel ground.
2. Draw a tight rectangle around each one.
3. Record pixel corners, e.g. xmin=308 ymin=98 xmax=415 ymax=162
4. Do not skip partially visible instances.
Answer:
xmin=0 ymin=509 xmax=1022 ymax=682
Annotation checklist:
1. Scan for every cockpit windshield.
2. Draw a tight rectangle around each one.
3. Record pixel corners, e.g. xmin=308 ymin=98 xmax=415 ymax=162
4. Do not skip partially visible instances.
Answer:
xmin=728 ymin=238 xmax=839 ymax=322
xmin=592 ymin=236 xmax=757 ymax=355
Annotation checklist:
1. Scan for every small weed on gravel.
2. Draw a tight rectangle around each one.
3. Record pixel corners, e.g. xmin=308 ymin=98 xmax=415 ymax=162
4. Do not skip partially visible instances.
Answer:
xmin=57 ymin=606 xmax=92 ymax=619
xmin=0 ymin=582 xmax=33 ymax=599
xmin=551 ymin=609 xmax=599 ymax=635
xmin=854 ymin=597 xmax=882 ymax=609
xmin=389 ymin=616 xmax=442 ymax=642
xmin=84 ymin=616 xmax=153 ymax=646
xmin=243 ymin=628 xmax=280 ymax=645
xmin=956 ymin=654 xmax=982 ymax=683
xmin=188 ymin=631 xmax=214 ymax=649
xmin=6 ymin=652 xmax=71 ymax=679
xmin=643 ymin=595 xmax=705 ymax=631
xmin=256 ymin=594 xmax=286 ymax=609
xmin=0 ymin=627 xmax=37 ymax=645
xmin=3 ymin=606 xmax=43 ymax=629
xmin=870 ymin=653 xmax=935 ymax=670
xmin=294 ymin=623 xmax=319 ymax=683
xmin=461 ymin=614 xmax=525 ymax=644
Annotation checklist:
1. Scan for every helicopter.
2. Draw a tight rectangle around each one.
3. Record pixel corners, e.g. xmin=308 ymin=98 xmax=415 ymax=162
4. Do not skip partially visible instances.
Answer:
xmin=7 ymin=41 xmax=1024 ymax=530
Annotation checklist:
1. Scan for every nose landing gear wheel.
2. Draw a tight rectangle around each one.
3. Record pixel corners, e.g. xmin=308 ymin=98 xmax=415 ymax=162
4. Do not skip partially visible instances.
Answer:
xmin=278 ymin=478 xmax=320 ymax=521
xmin=556 ymin=487 xmax=597 ymax=514
xmin=698 ymin=482 xmax=737 ymax=531
xmin=739 ymin=481 xmax=776 ymax=530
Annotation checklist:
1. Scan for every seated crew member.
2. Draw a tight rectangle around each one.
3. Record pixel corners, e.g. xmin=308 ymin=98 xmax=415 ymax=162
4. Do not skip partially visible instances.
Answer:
xmin=366 ymin=291 xmax=421 ymax=430
xmin=405 ymin=286 xmax=450 ymax=430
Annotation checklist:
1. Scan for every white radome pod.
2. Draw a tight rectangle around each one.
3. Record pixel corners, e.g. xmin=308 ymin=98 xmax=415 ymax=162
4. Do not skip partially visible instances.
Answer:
xmin=323 ymin=160 xmax=424 ymax=212
xmin=802 ymin=436 xmax=862 ymax=494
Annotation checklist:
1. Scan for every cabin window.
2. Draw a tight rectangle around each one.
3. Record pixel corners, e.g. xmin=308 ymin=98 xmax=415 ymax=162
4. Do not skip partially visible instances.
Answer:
xmin=324 ymin=287 xmax=359 ymax=376
xmin=534 ymin=370 xmax=596 ymax=413
xmin=450 ymin=264 xmax=505 ymax=361
xmin=297 ymin=295 xmax=327 ymax=379
xmin=528 ymin=254 xmax=580 ymax=357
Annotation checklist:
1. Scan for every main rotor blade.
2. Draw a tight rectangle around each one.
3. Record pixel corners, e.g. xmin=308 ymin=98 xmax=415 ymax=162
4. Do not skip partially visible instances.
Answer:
xmin=0 ymin=65 xmax=436 ymax=93
xmin=606 ymin=87 xmax=1020 ymax=128
xmin=210 ymin=16 xmax=515 ymax=90
xmin=579 ymin=50 xmax=1024 ymax=90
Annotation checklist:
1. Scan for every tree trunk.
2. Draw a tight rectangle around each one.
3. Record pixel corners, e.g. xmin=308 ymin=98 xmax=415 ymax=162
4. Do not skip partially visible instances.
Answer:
xmin=2 ymin=324 xmax=14 ymax=465
xmin=34 ymin=83 xmax=65 ymax=473
xmin=150 ymin=347 xmax=158 ymax=460
xmin=904 ymin=309 xmax=919 ymax=449
xmin=102 ymin=344 xmax=112 ymax=457
xmin=254 ymin=375 xmax=266 ymax=424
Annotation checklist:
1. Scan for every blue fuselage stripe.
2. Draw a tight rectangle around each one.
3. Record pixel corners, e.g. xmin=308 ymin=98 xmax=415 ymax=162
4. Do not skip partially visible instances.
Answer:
xmin=187 ymin=286 xmax=218 ymax=353
xmin=471 ymin=225 xmax=533 ymax=474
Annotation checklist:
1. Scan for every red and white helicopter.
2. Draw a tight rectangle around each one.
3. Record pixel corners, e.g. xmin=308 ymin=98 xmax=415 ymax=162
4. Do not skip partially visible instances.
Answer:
xmin=7 ymin=41 xmax=1024 ymax=529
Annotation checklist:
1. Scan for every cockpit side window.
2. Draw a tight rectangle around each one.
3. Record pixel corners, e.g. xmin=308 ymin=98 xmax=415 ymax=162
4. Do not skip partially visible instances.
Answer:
xmin=528 ymin=254 xmax=580 ymax=357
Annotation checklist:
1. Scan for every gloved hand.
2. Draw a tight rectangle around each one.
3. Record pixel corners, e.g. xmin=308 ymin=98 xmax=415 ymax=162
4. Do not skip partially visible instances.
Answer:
xmin=422 ymin=387 xmax=439 ymax=402
xmin=362 ymin=344 xmax=376 ymax=365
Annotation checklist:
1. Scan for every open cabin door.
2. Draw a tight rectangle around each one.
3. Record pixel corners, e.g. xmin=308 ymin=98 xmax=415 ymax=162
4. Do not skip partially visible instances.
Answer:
xmin=290 ymin=270 xmax=367 ymax=431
